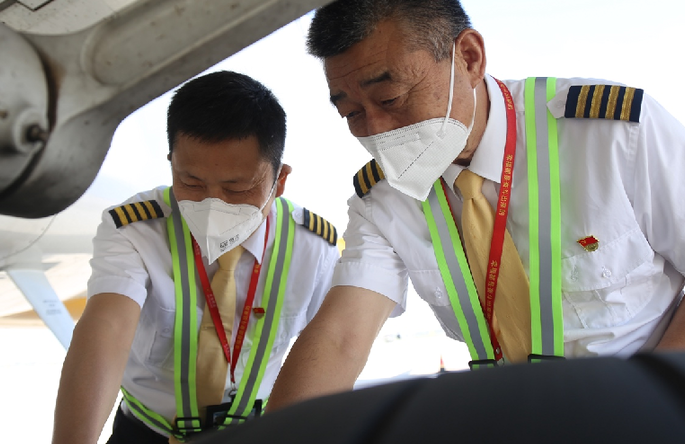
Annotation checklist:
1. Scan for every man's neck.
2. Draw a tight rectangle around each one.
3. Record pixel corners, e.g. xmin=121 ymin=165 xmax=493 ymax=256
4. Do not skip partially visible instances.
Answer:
xmin=454 ymin=79 xmax=490 ymax=165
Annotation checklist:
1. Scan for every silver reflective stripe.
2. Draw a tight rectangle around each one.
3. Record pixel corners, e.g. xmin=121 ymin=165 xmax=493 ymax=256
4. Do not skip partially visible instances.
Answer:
xmin=168 ymin=188 xmax=197 ymax=426
xmin=532 ymin=78 xmax=556 ymax=356
xmin=427 ymin=188 xmax=491 ymax=361
xmin=227 ymin=197 xmax=291 ymax=421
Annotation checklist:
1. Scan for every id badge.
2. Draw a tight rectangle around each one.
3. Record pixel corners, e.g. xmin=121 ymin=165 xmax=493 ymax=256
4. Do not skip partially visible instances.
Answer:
xmin=222 ymin=388 xmax=237 ymax=404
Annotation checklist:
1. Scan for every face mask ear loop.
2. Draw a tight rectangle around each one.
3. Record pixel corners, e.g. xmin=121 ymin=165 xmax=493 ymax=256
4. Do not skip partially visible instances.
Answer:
xmin=438 ymin=42 xmax=457 ymax=138
xmin=259 ymin=164 xmax=282 ymax=212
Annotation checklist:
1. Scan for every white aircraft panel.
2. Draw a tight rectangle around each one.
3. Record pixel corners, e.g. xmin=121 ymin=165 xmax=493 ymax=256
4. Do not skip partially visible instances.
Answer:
xmin=6 ymin=267 xmax=75 ymax=348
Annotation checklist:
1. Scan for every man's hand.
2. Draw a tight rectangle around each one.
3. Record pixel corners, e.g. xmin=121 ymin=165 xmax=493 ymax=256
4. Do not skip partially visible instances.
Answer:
xmin=266 ymin=285 xmax=396 ymax=412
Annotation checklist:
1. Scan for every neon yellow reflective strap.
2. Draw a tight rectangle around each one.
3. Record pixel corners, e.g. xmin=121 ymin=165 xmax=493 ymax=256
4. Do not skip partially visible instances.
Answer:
xmin=131 ymin=191 xmax=297 ymax=437
xmin=163 ymin=187 xmax=201 ymax=433
xmin=223 ymin=197 xmax=295 ymax=425
xmin=121 ymin=387 xmax=181 ymax=438
xmin=546 ymin=78 xmax=564 ymax=357
xmin=252 ymin=198 xmax=293 ymax=395
xmin=524 ymin=78 xmax=564 ymax=359
xmin=181 ymin=209 xmax=200 ymax=423
xmin=422 ymin=181 xmax=495 ymax=366
xmin=525 ymin=77 xmax=542 ymax=354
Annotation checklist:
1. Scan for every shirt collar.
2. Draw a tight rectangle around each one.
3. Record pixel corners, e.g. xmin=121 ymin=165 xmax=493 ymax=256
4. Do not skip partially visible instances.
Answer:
xmin=239 ymin=203 xmax=275 ymax=265
xmin=441 ymin=73 xmax=507 ymax=185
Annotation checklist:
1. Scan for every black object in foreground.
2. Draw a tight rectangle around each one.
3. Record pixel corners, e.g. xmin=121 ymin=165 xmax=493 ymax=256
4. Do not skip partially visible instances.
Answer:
xmin=197 ymin=352 xmax=685 ymax=444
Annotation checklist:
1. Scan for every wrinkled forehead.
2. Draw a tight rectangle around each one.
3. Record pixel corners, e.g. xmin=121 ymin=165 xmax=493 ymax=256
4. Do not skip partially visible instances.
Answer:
xmin=325 ymin=42 xmax=389 ymax=81
xmin=323 ymin=21 xmax=409 ymax=81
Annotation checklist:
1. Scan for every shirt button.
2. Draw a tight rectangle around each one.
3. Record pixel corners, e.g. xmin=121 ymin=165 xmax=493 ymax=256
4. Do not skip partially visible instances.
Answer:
xmin=602 ymin=268 xmax=612 ymax=278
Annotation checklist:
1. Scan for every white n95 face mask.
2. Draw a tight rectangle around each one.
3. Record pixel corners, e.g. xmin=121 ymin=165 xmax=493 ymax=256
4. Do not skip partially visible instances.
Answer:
xmin=177 ymin=172 xmax=279 ymax=265
xmin=356 ymin=43 xmax=477 ymax=201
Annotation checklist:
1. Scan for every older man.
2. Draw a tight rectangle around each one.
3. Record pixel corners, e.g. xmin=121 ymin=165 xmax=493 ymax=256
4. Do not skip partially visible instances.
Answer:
xmin=267 ymin=0 xmax=685 ymax=411
xmin=52 ymin=71 xmax=339 ymax=443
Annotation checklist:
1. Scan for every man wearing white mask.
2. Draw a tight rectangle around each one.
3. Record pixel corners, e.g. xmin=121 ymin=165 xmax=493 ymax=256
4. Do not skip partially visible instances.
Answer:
xmin=267 ymin=0 xmax=685 ymax=411
xmin=52 ymin=71 xmax=340 ymax=443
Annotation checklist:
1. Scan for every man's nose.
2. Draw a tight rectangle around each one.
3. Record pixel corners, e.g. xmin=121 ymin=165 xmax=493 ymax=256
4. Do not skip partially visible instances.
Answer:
xmin=363 ymin=108 xmax=397 ymax=137
xmin=205 ymin=186 xmax=224 ymax=200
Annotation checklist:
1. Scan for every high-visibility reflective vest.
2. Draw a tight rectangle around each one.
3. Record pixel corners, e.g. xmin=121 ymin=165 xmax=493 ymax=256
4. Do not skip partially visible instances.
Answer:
xmin=122 ymin=187 xmax=296 ymax=440
xmin=423 ymin=77 xmax=564 ymax=366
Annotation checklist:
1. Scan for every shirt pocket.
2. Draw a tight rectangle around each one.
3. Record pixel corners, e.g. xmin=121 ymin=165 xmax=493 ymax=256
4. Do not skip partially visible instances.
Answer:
xmin=561 ymin=228 xmax=654 ymax=330
xmin=272 ymin=310 xmax=307 ymax=347
xmin=145 ymin=305 xmax=177 ymax=371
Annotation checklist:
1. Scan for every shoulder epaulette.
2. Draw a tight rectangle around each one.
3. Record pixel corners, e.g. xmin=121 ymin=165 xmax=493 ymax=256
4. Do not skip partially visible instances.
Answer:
xmin=353 ymin=159 xmax=385 ymax=198
xmin=109 ymin=200 xmax=165 ymax=228
xmin=564 ymin=84 xmax=643 ymax=123
xmin=302 ymin=208 xmax=337 ymax=245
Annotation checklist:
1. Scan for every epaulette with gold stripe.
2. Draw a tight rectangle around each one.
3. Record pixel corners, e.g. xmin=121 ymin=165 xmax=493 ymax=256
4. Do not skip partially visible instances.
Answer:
xmin=353 ymin=159 xmax=385 ymax=198
xmin=564 ymin=84 xmax=643 ymax=123
xmin=109 ymin=200 xmax=165 ymax=228
xmin=302 ymin=208 xmax=337 ymax=245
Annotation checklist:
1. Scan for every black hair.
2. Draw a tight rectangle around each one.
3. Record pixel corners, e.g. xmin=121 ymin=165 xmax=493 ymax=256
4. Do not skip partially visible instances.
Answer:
xmin=167 ymin=71 xmax=286 ymax=175
xmin=307 ymin=0 xmax=471 ymax=62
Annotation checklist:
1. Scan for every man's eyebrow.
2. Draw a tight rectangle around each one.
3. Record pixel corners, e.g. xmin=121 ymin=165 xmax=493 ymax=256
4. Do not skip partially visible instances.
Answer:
xmin=330 ymin=92 xmax=346 ymax=106
xmin=329 ymin=71 xmax=393 ymax=106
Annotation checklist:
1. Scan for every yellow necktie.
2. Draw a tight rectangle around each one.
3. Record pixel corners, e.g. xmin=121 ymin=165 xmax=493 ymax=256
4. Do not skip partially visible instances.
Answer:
xmin=196 ymin=246 xmax=244 ymax=411
xmin=455 ymin=169 xmax=531 ymax=363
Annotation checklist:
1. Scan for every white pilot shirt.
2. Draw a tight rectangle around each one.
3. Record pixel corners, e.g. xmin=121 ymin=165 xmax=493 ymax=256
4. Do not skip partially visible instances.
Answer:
xmin=88 ymin=186 xmax=339 ymax=424
xmin=333 ymin=74 xmax=685 ymax=358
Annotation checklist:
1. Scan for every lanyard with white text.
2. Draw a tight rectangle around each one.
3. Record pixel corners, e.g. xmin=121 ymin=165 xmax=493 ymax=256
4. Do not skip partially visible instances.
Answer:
xmin=446 ymin=78 xmax=517 ymax=362
xmin=482 ymin=78 xmax=518 ymax=361
xmin=191 ymin=218 xmax=269 ymax=386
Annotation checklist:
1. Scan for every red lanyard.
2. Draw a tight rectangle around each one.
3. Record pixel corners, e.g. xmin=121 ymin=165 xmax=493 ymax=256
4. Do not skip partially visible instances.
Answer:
xmin=484 ymin=78 xmax=518 ymax=361
xmin=446 ymin=78 xmax=517 ymax=362
xmin=192 ymin=217 xmax=269 ymax=385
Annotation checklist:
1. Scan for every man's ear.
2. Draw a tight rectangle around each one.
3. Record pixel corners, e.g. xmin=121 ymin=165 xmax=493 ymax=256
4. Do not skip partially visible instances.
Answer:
xmin=275 ymin=164 xmax=292 ymax=197
xmin=454 ymin=29 xmax=486 ymax=88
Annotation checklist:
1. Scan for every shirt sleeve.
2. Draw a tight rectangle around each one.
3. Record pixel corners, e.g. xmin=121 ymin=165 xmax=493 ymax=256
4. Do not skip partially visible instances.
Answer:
xmin=332 ymin=193 xmax=409 ymax=316
xmin=87 ymin=208 xmax=151 ymax=307
xmin=630 ymin=93 xmax=685 ymax=276
xmin=305 ymin=242 xmax=340 ymax=322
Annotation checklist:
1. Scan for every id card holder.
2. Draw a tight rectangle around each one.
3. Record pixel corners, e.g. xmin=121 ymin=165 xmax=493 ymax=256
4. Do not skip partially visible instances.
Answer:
xmin=206 ymin=401 xmax=233 ymax=427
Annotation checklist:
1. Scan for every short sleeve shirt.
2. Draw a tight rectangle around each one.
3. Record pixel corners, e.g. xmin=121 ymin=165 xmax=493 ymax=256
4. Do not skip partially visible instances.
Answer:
xmin=88 ymin=187 xmax=339 ymax=421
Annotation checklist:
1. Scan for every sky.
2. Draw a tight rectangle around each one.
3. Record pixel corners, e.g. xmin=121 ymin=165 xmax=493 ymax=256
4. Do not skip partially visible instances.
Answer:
xmin=3 ymin=0 xmax=685 ymax=442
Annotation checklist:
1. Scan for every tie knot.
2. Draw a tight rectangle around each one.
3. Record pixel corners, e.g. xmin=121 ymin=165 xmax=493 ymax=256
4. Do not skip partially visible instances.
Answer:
xmin=454 ymin=169 xmax=485 ymax=200
xmin=216 ymin=245 xmax=244 ymax=271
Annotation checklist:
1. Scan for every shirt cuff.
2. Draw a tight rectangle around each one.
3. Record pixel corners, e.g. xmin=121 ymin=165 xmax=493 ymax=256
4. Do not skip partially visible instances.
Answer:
xmin=332 ymin=261 xmax=407 ymax=317
xmin=87 ymin=275 xmax=148 ymax=307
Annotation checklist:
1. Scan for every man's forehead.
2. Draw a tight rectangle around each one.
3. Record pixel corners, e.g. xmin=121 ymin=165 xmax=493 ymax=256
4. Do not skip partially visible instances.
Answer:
xmin=171 ymin=135 xmax=272 ymax=181
xmin=325 ymin=48 xmax=388 ymax=80
xmin=323 ymin=22 xmax=398 ymax=84
xmin=324 ymin=35 xmax=430 ymax=97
